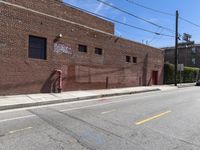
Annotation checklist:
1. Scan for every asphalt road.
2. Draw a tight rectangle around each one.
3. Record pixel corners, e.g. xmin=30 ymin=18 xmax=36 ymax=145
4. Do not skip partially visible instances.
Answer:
xmin=0 ymin=86 xmax=200 ymax=150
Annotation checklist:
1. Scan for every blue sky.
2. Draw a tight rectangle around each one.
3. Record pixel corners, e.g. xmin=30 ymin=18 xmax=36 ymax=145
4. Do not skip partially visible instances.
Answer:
xmin=64 ymin=0 xmax=200 ymax=48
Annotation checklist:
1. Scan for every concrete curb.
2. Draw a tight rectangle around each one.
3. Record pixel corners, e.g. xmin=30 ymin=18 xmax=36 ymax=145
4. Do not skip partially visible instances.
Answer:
xmin=0 ymin=89 xmax=160 ymax=111
xmin=178 ymin=83 xmax=196 ymax=88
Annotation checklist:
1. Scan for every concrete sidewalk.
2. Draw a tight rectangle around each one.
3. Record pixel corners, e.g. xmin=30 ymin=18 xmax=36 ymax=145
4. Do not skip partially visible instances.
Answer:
xmin=0 ymin=83 xmax=195 ymax=111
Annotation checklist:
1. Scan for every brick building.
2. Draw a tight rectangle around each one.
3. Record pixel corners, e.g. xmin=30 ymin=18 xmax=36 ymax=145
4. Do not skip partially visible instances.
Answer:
xmin=0 ymin=0 xmax=164 ymax=95
xmin=164 ymin=43 xmax=200 ymax=68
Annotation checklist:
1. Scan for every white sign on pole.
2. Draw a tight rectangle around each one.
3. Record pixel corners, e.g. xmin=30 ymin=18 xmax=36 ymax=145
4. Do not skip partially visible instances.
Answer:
xmin=178 ymin=64 xmax=184 ymax=71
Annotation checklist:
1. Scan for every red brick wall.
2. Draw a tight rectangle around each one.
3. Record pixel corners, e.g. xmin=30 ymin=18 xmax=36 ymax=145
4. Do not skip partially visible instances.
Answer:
xmin=2 ymin=0 xmax=114 ymax=34
xmin=0 ymin=0 xmax=164 ymax=95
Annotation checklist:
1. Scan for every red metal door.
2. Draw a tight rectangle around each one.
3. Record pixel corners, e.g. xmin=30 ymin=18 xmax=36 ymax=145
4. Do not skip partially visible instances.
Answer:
xmin=152 ymin=71 xmax=158 ymax=85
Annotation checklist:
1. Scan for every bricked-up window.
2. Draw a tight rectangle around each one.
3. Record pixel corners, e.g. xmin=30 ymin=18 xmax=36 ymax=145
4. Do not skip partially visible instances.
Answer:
xmin=126 ymin=56 xmax=131 ymax=63
xmin=95 ymin=48 xmax=103 ymax=55
xmin=79 ymin=44 xmax=87 ymax=53
xmin=132 ymin=57 xmax=137 ymax=63
xmin=28 ymin=36 xmax=46 ymax=60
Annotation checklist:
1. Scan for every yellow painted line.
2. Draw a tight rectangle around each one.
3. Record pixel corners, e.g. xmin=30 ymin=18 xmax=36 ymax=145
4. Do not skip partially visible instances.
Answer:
xmin=9 ymin=127 xmax=33 ymax=134
xmin=135 ymin=110 xmax=171 ymax=125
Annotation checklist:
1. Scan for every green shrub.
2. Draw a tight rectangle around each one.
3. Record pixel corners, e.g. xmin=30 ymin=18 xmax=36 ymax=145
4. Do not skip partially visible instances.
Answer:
xmin=164 ymin=63 xmax=199 ymax=84
xmin=183 ymin=67 xmax=199 ymax=83
xmin=164 ymin=63 xmax=174 ymax=84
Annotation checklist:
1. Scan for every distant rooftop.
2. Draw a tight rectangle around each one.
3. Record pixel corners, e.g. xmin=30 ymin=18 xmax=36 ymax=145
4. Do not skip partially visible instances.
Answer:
xmin=162 ymin=42 xmax=200 ymax=50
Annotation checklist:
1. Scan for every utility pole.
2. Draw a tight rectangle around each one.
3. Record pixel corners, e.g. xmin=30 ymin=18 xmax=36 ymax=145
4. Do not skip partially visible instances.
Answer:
xmin=174 ymin=10 xmax=179 ymax=86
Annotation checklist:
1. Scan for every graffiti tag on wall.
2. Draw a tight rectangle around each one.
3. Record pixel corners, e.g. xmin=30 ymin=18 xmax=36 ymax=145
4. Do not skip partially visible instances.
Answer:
xmin=54 ymin=43 xmax=73 ymax=55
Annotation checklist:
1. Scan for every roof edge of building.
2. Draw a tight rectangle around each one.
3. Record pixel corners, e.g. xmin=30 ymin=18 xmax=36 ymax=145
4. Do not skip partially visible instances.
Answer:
xmin=0 ymin=0 xmax=161 ymax=52
xmin=57 ymin=0 xmax=115 ymax=28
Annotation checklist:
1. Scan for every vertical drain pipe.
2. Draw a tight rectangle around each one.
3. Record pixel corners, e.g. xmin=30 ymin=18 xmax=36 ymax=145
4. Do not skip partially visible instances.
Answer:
xmin=55 ymin=69 xmax=62 ymax=93
xmin=106 ymin=76 xmax=109 ymax=89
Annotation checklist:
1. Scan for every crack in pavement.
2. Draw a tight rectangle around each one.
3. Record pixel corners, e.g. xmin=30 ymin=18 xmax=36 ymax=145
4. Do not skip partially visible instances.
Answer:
xmin=55 ymin=109 xmax=123 ymax=139
xmin=52 ymin=108 xmax=148 ymax=150
xmin=45 ymin=132 xmax=70 ymax=145
xmin=0 ymin=134 xmax=5 ymax=138
xmin=29 ymin=108 xmax=148 ymax=150
xmin=58 ymin=110 xmax=200 ymax=149
xmin=144 ymin=125 xmax=200 ymax=148
xmin=46 ymin=133 xmax=66 ymax=150
xmin=29 ymin=109 xmax=98 ymax=150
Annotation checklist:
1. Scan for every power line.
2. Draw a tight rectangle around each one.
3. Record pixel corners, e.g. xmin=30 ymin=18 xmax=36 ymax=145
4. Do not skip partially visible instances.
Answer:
xmin=126 ymin=0 xmax=200 ymax=31
xmin=62 ymin=2 xmax=174 ymax=37
xmin=179 ymin=17 xmax=200 ymax=29
xmin=148 ymin=28 xmax=163 ymax=44
xmin=126 ymin=0 xmax=175 ymax=17
xmin=97 ymin=0 xmax=175 ymax=33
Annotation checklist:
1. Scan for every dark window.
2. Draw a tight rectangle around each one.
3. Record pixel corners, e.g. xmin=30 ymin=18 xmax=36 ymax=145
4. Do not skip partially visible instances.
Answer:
xmin=79 ymin=44 xmax=87 ymax=53
xmin=133 ymin=57 xmax=137 ymax=63
xmin=126 ymin=56 xmax=131 ymax=63
xmin=192 ymin=47 xmax=196 ymax=53
xmin=28 ymin=36 xmax=46 ymax=59
xmin=95 ymin=48 xmax=103 ymax=55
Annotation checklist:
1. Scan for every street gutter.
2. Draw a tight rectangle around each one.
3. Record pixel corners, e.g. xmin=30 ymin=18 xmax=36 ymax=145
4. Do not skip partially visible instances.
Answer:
xmin=0 ymin=89 xmax=160 ymax=111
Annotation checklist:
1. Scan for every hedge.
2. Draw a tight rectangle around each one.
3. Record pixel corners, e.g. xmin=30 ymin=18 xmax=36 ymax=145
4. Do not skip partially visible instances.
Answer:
xmin=164 ymin=63 xmax=200 ymax=84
